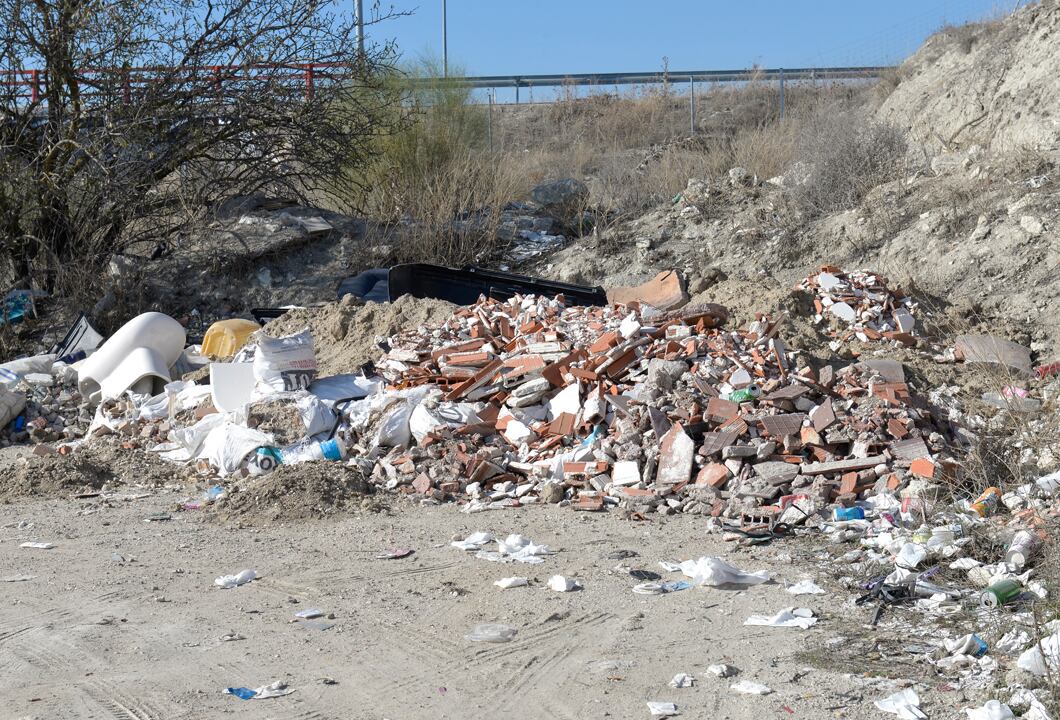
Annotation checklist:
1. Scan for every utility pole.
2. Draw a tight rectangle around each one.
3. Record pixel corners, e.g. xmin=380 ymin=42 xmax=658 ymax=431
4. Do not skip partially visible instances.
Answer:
xmin=442 ymin=0 xmax=448 ymax=77
xmin=355 ymin=0 xmax=364 ymax=55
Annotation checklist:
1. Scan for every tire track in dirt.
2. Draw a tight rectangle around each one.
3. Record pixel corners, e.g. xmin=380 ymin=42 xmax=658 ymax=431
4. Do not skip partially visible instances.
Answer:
xmin=467 ymin=611 xmax=614 ymax=664
xmin=11 ymin=633 xmax=176 ymax=720
xmin=479 ymin=612 xmax=618 ymax=719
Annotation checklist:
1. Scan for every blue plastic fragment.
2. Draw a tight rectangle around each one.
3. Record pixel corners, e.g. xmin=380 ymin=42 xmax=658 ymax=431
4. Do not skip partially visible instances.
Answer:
xmin=225 ymin=687 xmax=257 ymax=700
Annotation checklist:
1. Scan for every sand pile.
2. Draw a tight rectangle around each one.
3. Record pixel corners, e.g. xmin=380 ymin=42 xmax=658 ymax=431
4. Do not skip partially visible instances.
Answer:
xmin=207 ymin=463 xmax=373 ymax=523
xmin=263 ymin=294 xmax=455 ymax=376
xmin=3 ymin=441 xmax=188 ymax=498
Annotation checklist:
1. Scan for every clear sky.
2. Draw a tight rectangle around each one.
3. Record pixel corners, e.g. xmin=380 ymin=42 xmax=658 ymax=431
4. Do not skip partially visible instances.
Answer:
xmin=364 ymin=0 xmax=1008 ymax=75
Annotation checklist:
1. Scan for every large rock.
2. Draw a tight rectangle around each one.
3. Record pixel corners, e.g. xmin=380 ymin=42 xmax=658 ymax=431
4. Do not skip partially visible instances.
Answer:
xmin=531 ymin=179 xmax=589 ymax=221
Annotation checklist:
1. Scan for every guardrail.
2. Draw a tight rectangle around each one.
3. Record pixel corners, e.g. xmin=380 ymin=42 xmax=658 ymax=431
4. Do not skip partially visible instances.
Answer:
xmin=0 ymin=63 xmax=889 ymax=109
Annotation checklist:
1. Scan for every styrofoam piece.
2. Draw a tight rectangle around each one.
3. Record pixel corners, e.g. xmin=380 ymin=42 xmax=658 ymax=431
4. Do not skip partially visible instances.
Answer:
xmin=210 ymin=362 xmax=255 ymax=413
xmin=78 ymin=312 xmax=186 ymax=403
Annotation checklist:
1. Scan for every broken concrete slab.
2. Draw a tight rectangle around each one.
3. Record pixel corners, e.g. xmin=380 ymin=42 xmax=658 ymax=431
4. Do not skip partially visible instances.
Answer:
xmin=955 ymin=334 xmax=1033 ymax=377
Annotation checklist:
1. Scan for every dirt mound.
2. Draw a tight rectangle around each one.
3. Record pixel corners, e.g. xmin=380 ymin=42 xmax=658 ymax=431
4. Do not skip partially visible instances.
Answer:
xmin=1 ymin=441 xmax=188 ymax=498
xmin=262 ymin=294 xmax=455 ymax=376
xmin=207 ymin=463 xmax=374 ymax=523
xmin=878 ymin=2 xmax=1060 ymax=152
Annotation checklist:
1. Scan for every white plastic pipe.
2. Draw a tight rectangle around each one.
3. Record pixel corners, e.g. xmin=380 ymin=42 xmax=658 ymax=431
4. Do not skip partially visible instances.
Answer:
xmin=78 ymin=312 xmax=186 ymax=403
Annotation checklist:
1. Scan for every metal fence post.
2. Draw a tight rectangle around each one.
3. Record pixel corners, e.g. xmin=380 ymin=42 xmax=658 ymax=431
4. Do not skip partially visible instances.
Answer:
xmin=515 ymin=79 xmax=519 ymax=104
xmin=689 ymin=75 xmax=695 ymax=135
xmin=488 ymin=89 xmax=493 ymax=154
xmin=304 ymin=64 xmax=315 ymax=101
xmin=778 ymin=68 xmax=785 ymax=118
xmin=30 ymin=69 xmax=39 ymax=103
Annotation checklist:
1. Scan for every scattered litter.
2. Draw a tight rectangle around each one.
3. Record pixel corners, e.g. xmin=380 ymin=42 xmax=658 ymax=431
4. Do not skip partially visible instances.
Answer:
xmin=547 ymin=575 xmax=581 ymax=592
xmin=679 ymin=557 xmax=770 ymax=587
xmin=19 ymin=542 xmax=54 ymax=549
xmin=376 ymin=547 xmax=414 ymax=560
xmin=966 ymin=701 xmax=1015 ymax=720
xmin=494 ymin=577 xmax=528 ymax=589
xmin=786 ymin=579 xmax=825 ymax=595
xmin=730 ymin=680 xmax=772 ymax=695
xmin=473 ymin=534 xmax=553 ymax=564
xmin=465 ymin=623 xmax=517 ymax=643
xmin=669 ymin=673 xmax=694 ymax=688
xmin=214 ymin=569 xmax=257 ymax=589
xmin=2 ymin=575 xmax=35 ymax=582
xmin=646 ymin=701 xmax=679 ymax=716
xmin=874 ymin=688 xmax=927 ymax=719
xmin=744 ymin=607 xmax=817 ymax=629
xmin=451 ymin=532 xmax=493 ymax=550
xmin=708 ymin=664 xmax=738 ymax=678
xmin=220 ymin=632 xmax=245 ymax=642
xmin=224 ymin=681 xmax=294 ymax=700
xmin=632 ymin=581 xmax=692 ymax=595
xmin=294 ymin=608 xmax=325 ymax=619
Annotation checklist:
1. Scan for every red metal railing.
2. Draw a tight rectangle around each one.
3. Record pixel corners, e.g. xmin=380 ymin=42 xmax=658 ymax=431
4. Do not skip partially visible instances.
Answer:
xmin=0 ymin=62 xmax=355 ymax=106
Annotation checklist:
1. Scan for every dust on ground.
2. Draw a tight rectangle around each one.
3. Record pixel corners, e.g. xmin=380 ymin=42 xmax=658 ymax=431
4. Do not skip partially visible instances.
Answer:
xmin=262 ymin=293 xmax=455 ymax=376
xmin=206 ymin=462 xmax=374 ymax=524
xmin=0 ymin=492 xmax=960 ymax=720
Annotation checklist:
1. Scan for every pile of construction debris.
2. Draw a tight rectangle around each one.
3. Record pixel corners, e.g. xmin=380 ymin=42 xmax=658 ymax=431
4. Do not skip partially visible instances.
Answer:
xmin=799 ymin=267 xmax=920 ymax=348
xmin=359 ymin=292 xmax=959 ymax=522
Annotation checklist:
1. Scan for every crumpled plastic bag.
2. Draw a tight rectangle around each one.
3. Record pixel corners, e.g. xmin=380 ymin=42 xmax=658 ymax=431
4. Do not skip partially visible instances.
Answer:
xmin=787 ymin=579 xmax=825 ymax=595
xmin=200 ymin=422 xmax=274 ymax=476
xmin=679 ymin=556 xmax=770 ymax=587
xmin=646 ymin=701 xmax=679 ymax=716
xmin=409 ymin=401 xmax=481 ymax=442
xmin=136 ymin=381 xmax=212 ymax=422
xmin=215 ymin=569 xmax=256 ymax=589
xmin=730 ymin=680 xmax=772 ymax=695
xmin=295 ymin=392 xmax=335 ymax=437
xmin=345 ymin=386 xmax=430 ymax=449
xmin=895 ymin=542 xmax=928 ymax=569
xmin=224 ymin=680 xmax=292 ymax=699
xmin=874 ymin=688 xmax=927 ymax=719
xmin=744 ymin=607 xmax=817 ymax=629
xmin=1018 ymin=631 xmax=1060 ymax=676
xmin=451 ymin=531 xmax=493 ymax=550
xmin=476 ymin=534 xmax=553 ymax=564
xmin=965 ymin=700 xmax=1014 ymax=719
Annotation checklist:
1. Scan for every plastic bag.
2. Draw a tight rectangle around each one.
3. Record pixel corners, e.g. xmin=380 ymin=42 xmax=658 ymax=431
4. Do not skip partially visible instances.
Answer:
xmin=874 ymin=688 xmax=926 ymax=719
xmin=296 ymin=393 xmax=335 ymax=437
xmin=0 ymin=353 xmax=56 ymax=389
xmin=465 ymin=624 xmax=517 ymax=643
xmin=252 ymin=329 xmax=317 ymax=396
xmin=679 ymin=556 xmax=770 ymax=587
xmin=200 ymin=422 xmax=274 ymax=476
xmin=0 ymin=385 xmax=26 ymax=428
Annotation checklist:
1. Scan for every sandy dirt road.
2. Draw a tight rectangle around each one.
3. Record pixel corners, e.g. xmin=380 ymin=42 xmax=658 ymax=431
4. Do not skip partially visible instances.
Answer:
xmin=0 ymin=486 xmax=960 ymax=720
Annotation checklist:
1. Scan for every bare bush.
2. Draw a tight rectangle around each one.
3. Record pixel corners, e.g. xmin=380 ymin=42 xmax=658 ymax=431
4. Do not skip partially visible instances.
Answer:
xmin=0 ymin=0 xmax=404 ymax=301
xmin=787 ymin=111 xmax=908 ymax=216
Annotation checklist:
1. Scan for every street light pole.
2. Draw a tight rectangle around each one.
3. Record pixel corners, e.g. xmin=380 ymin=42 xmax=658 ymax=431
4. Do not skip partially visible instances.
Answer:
xmin=355 ymin=0 xmax=364 ymax=55
xmin=442 ymin=0 xmax=448 ymax=77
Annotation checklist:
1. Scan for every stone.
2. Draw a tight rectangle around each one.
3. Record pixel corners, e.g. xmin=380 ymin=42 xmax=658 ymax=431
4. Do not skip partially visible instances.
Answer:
xmin=1020 ymin=215 xmax=1044 ymax=236
xmin=540 ymin=483 xmax=565 ymax=504
xmin=656 ymin=425 xmax=694 ymax=486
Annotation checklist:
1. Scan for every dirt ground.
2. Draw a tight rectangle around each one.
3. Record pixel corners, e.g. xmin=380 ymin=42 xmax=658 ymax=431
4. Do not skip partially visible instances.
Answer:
xmin=0 ymin=483 xmax=982 ymax=720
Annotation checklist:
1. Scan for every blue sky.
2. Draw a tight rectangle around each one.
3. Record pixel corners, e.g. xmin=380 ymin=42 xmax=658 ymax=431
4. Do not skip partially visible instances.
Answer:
xmin=366 ymin=0 xmax=1006 ymax=74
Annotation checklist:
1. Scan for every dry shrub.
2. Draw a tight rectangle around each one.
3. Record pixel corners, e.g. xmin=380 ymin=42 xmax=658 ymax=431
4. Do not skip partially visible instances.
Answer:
xmin=787 ymin=110 xmax=907 ymax=216
xmin=354 ymin=63 xmax=533 ymax=266
xmin=380 ymin=152 xmax=527 ymax=266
